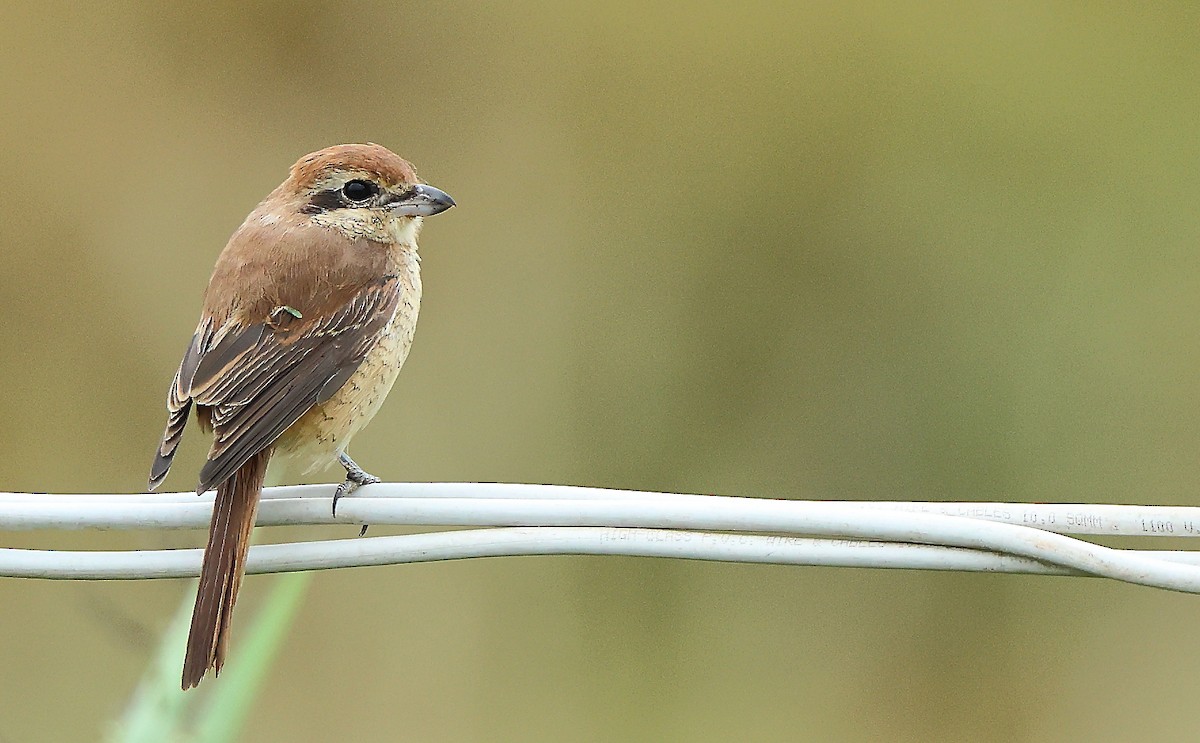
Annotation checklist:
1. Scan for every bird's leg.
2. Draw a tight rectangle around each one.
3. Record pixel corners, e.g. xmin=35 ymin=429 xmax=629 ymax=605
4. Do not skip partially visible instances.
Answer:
xmin=333 ymin=452 xmax=380 ymax=518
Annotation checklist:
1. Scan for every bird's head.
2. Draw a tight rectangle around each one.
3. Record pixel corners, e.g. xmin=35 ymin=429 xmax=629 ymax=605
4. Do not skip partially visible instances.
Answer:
xmin=281 ymin=143 xmax=454 ymax=245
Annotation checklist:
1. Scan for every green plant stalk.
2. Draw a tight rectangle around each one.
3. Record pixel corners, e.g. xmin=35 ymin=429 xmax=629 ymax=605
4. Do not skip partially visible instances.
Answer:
xmin=192 ymin=570 xmax=312 ymax=743
xmin=109 ymin=578 xmax=194 ymax=743
xmin=114 ymin=469 xmax=313 ymax=743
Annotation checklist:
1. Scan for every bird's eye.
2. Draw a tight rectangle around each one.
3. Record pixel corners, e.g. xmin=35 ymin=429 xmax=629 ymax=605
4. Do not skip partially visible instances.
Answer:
xmin=342 ymin=179 xmax=378 ymax=202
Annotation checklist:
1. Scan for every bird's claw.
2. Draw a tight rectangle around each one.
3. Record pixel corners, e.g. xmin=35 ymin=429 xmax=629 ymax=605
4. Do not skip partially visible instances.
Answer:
xmin=331 ymin=471 xmax=380 ymax=516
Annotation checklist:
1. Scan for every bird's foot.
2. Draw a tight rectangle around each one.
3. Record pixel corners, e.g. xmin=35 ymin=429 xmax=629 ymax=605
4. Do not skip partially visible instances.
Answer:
xmin=332 ymin=452 xmax=381 ymax=518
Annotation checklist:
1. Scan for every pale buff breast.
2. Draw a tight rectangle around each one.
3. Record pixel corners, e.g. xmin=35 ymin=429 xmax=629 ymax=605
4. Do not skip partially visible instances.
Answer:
xmin=274 ymin=248 xmax=422 ymax=475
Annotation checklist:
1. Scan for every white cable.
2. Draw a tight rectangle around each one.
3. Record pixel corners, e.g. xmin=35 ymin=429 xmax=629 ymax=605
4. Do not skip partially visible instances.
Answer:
xmin=6 ymin=526 xmax=1200 ymax=580
xmin=3 ymin=484 xmax=1200 ymax=593
xmin=3 ymin=484 xmax=1198 ymax=537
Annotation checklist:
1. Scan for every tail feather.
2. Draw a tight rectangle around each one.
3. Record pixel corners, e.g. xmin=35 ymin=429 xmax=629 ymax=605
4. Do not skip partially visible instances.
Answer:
xmin=181 ymin=448 xmax=271 ymax=689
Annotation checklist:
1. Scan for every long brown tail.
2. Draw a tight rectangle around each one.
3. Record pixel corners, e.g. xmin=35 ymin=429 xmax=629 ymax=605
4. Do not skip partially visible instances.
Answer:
xmin=182 ymin=448 xmax=271 ymax=689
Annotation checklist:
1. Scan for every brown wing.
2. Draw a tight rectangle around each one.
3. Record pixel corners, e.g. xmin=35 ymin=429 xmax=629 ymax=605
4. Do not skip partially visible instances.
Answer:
xmin=149 ymin=273 xmax=401 ymax=492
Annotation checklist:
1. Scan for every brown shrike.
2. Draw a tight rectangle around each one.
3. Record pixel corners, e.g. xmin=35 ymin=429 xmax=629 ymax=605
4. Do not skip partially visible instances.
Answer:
xmin=148 ymin=143 xmax=454 ymax=689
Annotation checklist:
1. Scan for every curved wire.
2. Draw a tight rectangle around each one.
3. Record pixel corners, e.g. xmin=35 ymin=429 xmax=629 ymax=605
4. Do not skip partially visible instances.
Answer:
xmin=3 ymin=484 xmax=1200 ymax=593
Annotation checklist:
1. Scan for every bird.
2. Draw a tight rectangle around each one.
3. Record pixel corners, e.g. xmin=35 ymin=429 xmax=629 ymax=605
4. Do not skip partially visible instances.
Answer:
xmin=147 ymin=143 xmax=454 ymax=689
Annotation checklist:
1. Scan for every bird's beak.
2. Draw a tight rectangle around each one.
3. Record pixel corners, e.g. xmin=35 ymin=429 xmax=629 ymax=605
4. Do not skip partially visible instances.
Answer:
xmin=386 ymin=184 xmax=456 ymax=217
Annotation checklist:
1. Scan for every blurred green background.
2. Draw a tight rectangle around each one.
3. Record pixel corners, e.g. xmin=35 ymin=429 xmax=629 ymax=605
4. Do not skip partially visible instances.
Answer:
xmin=2 ymin=2 xmax=1200 ymax=741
